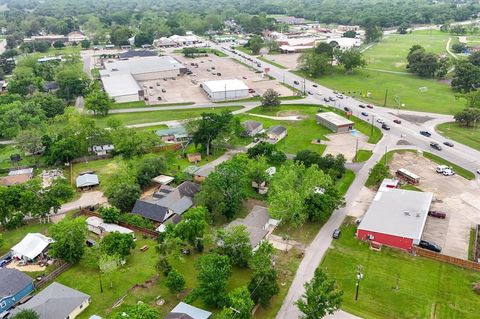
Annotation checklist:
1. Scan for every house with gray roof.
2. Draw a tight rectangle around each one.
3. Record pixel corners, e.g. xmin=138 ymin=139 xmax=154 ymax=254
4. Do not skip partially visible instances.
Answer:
xmin=165 ymin=302 xmax=212 ymax=319
xmin=10 ymin=282 xmax=90 ymax=319
xmin=227 ymin=205 xmax=279 ymax=250
xmin=243 ymin=120 xmax=263 ymax=136
xmin=132 ymin=181 xmax=200 ymax=224
xmin=266 ymin=125 xmax=287 ymax=143
xmin=0 ymin=269 xmax=34 ymax=313
xmin=76 ymin=173 xmax=99 ymax=189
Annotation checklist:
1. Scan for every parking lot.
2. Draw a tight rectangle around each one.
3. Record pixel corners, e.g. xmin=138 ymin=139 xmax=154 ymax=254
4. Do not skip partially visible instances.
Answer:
xmin=389 ymin=151 xmax=480 ymax=259
xmin=139 ymin=50 xmax=293 ymax=104
xmin=323 ymin=131 xmax=374 ymax=162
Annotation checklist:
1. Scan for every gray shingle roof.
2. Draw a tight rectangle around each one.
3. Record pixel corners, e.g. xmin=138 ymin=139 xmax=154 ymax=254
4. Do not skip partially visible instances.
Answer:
xmin=11 ymin=282 xmax=90 ymax=319
xmin=132 ymin=199 xmax=168 ymax=223
xmin=177 ymin=181 xmax=200 ymax=198
xmin=0 ymin=268 xmax=33 ymax=299
xmin=227 ymin=205 xmax=271 ymax=248
xmin=267 ymin=125 xmax=286 ymax=136
xmin=243 ymin=120 xmax=262 ymax=132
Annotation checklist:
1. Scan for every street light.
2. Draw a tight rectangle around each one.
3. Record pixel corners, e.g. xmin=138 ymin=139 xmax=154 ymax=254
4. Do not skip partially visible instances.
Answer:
xmin=355 ymin=270 xmax=363 ymax=301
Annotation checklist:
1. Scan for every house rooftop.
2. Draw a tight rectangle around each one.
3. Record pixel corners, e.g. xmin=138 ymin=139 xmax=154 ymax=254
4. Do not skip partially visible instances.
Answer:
xmin=267 ymin=125 xmax=287 ymax=136
xmin=0 ymin=268 xmax=33 ymax=299
xmin=243 ymin=120 xmax=262 ymax=131
xmin=316 ymin=112 xmax=354 ymax=126
xmin=202 ymin=79 xmax=248 ymax=93
xmin=166 ymin=302 xmax=212 ymax=319
xmin=76 ymin=174 xmax=99 ymax=188
xmin=358 ymin=188 xmax=433 ymax=241
xmin=227 ymin=205 xmax=272 ymax=248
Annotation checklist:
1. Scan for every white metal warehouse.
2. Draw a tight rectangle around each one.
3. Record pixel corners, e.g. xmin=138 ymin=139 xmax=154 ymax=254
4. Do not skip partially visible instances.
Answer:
xmin=100 ymin=56 xmax=186 ymax=102
xmin=201 ymin=79 xmax=249 ymax=102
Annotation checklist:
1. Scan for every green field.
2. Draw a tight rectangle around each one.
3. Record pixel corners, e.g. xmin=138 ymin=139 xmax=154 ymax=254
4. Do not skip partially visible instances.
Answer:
xmin=353 ymin=150 xmax=373 ymax=163
xmin=111 ymin=101 xmax=194 ymax=110
xmin=321 ymin=224 xmax=480 ymax=319
xmin=0 ymin=223 xmax=52 ymax=255
xmin=93 ymin=106 xmax=243 ymax=127
xmin=436 ymin=122 xmax=480 ymax=151
xmin=422 ymin=151 xmax=475 ymax=180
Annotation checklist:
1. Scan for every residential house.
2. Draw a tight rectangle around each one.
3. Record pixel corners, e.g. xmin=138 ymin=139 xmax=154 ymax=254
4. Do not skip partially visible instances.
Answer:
xmin=11 ymin=233 xmax=54 ymax=262
xmin=166 ymin=302 xmax=212 ymax=319
xmin=10 ymin=282 xmax=90 ymax=319
xmin=76 ymin=174 xmax=99 ymax=190
xmin=132 ymin=181 xmax=200 ymax=225
xmin=89 ymin=145 xmax=115 ymax=156
xmin=243 ymin=120 xmax=263 ymax=136
xmin=227 ymin=206 xmax=279 ymax=250
xmin=0 ymin=269 xmax=34 ymax=313
xmin=156 ymin=126 xmax=189 ymax=143
xmin=266 ymin=125 xmax=287 ymax=143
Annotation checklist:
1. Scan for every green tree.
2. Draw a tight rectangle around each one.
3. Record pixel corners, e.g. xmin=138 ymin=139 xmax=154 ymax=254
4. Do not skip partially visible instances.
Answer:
xmin=191 ymin=111 xmax=235 ymax=156
xmin=11 ymin=310 xmax=39 ymax=319
xmin=336 ymin=48 xmax=366 ymax=73
xmin=451 ymin=60 xmax=480 ymax=92
xmin=109 ymin=303 xmax=159 ymax=319
xmin=196 ymin=253 xmax=232 ymax=308
xmin=343 ymin=30 xmax=357 ymax=38
xmin=247 ymin=142 xmax=287 ymax=164
xmin=15 ymin=128 xmax=44 ymax=157
xmin=110 ymin=25 xmax=132 ymax=46
xmin=99 ymin=206 xmax=120 ymax=223
xmin=172 ymin=206 xmax=208 ymax=245
xmin=166 ymin=268 xmax=186 ymax=293
xmin=81 ymin=40 xmax=91 ymax=49
xmin=85 ymin=88 xmax=112 ymax=116
xmin=55 ymin=66 xmax=90 ymax=101
xmin=462 ymin=90 xmax=480 ymax=108
xmin=217 ymin=225 xmax=252 ymax=267
xmin=248 ymin=241 xmax=278 ymax=307
xmin=367 ymin=162 xmax=390 ymax=187
xmin=364 ymin=22 xmax=382 ymax=43
xmin=220 ymin=286 xmax=254 ymax=319
xmin=100 ymin=231 xmax=136 ymax=259
xmin=135 ymin=156 xmax=167 ymax=189
xmin=31 ymin=92 xmax=66 ymax=118
xmin=451 ymin=43 xmax=467 ymax=54
xmin=454 ymin=108 xmax=480 ymax=127
xmin=260 ymin=89 xmax=281 ymax=108
xmin=295 ymin=268 xmax=343 ymax=319
xmin=298 ymin=50 xmax=332 ymax=77
xmin=246 ymin=35 xmax=264 ymax=55
xmin=397 ymin=23 xmax=409 ymax=34
xmin=105 ymin=181 xmax=141 ymax=212
xmin=53 ymin=41 xmax=65 ymax=49
xmin=49 ymin=217 xmax=87 ymax=263
xmin=99 ymin=253 xmax=121 ymax=290
xmin=134 ymin=31 xmax=154 ymax=47
xmin=196 ymin=157 xmax=248 ymax=220
xmin=247 ymin=156 xmax=270 ymax=192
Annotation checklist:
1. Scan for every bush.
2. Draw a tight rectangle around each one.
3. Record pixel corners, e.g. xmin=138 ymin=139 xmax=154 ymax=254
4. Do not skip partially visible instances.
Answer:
xmin=166 ymin=269 xmax=186 ymax=293
xmin=366 ymin=162 xmax=390 ymax=187
xmin=156 ymin=256 xmax=172 ymax=276
xmin=99 ymin=206 xmax=120 ymax=223
xmin=118 ymin=213 xmax=154 ymax=229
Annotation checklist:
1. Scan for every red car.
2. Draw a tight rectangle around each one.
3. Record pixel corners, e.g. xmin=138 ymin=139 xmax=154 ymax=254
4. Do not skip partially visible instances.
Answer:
xmin=393 ymin=119 xmax=402 ymax=124
xmin=366 ymin=104 xmax=373 ymax=109
xmin=428 ymin=210 xmax=446 ymax=219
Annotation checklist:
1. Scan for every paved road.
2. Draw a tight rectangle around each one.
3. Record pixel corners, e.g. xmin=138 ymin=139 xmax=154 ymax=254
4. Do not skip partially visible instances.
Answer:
xmin=207 ymin=41 xmax=480 ymax=319
xmin=58 ymin=191 xmax=107 ymax=214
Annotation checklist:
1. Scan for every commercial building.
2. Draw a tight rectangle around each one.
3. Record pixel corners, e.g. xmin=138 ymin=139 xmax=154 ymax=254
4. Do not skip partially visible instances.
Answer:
xmin=327 ymin=37 xmax=361 ymax=50
xmin=201 ymin=79 xmax=249 ymax=102
xmin=316 ymin=112 xmax=354 ymax=133
xmin=357 ymin=182 xmax=433 ymax=251
xmin=100 ymin=56 xmax=186 ymax=103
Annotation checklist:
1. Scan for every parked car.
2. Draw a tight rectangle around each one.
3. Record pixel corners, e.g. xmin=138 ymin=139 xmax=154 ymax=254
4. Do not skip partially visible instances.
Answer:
xmin=366 ymin=104 xmax=374 ymax=109
xmin=248 ymin=88 xmax=255 ymax=93
xmin=324 ymin=97 xmax=330 ymax=102
xmin=361 ymin=111 xmax=369 ymax=117
xmin=312 ymin=84 xmax=318 ymax=87
xmin=332 ymin=229 xmax=341 ymax=239
xmin=430 ymin=142 xmax=442 ymax=150
xmin=381 ymin=123 xmax=390 ymax=130
xmin=436 ymin=165 xmax=450 ymax=173
xmin=344 ymin=107 xmax=351 ymax=112
xmin=377 ymin=118 xmax=385 ymax=124
xmin=358 ymin=104 xmax=366 ymax=108
xmin=428 ymin=210 xmax=447 ymax=219
xmin=336 ymin=95 xmax=344 ymax=99
xmin=443 ymin=141 xmax=454 ymax=147
xmin=420 ymin=130 xmax=432 ymax=137
xmin=307 ymin=91 xmax=314 ymax=95
xmin=393 ymin=119 xmax=402 ymax=124
xmin=293 ymin=80 xmax=300 ymax=85
xmin=477 ymin=169 xmax=480 ymax=175
xmin=0 ymin=254 xmax=12 ymax=268
xmin=419 ymin=240 xmax=442 ymax=253
xmin=329 ymin=97 xmax=335 ymax=101
xmin=442 ymin=168 xmax=455 ymax=176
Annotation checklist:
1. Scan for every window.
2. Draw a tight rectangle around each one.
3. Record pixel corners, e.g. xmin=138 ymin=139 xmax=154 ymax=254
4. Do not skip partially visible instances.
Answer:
xmin=0 ymin=301 xmax=7 ymax=308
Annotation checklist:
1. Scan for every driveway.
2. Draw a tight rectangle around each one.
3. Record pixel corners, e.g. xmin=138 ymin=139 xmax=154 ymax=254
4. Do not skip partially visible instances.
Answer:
xmin=57 ymin=191 xmax=107 ymax=215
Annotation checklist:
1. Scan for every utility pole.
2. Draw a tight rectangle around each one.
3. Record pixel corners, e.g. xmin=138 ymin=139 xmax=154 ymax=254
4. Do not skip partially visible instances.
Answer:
xmin=355 ymin=270 xmax=363 ymax=301
xmin=383 ymin=88 xmax=388 ymax=106
xmin=371 ymin=114 xmax=375 ymax=136
xmin=354 ymin=138 xmax=359 ymax=162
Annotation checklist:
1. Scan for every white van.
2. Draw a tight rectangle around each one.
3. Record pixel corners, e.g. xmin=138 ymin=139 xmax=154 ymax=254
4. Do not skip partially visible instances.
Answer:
xmin=435 ymin=165 xmax=450 ymax=173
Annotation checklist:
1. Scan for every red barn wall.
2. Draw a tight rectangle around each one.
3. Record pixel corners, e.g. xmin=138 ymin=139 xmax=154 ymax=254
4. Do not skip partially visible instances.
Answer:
xmin=357 ymin=229 xmax=414 ymax=251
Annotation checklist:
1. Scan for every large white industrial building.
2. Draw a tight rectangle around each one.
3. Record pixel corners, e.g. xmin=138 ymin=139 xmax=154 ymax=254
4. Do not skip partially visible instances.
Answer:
xmin=100 ymin=55 xmax=186 ymax=103
xmin=201 ymin=79 xmax=249 ymax=102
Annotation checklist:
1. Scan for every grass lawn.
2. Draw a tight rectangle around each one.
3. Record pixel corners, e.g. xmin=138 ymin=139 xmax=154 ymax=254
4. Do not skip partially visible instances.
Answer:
xmin=353 ymin=150 xmax=373 ymax=163
xmin=69 ymin=157 xmax=123 ymax=190
xmin=436 ymin=122 xmax=480 ymax=152
xmin=468 ymin=228 xmax=476 ymax=261
xmin=46 ymin=46 xmax=82 ymax=55
xmin=296 ymin=68 xmax=463 ymax=115
xmin=321 ymin=223 xmax=480 ymax=319
xmin=238 ymin=104 xmax=382 ymax=155
xmin=399 ymin=184 xmax=423 ymax=192
xmin=257 ymin=56 xmax=287 ymax=69
xmin=0 ymin=145 xmax=45 ymax=172
xmin=336 ymin=170 xmax=356 ymax=196
xmin=93 ymin=106 xmax=243 ymax=128
xmin=111 ymin=101 xmax=194 ymax=110
xmin=235 ymin=46 xmax=256 ymax=56
xmin=0 ymin=223 xmax=52 ymax=255
xmin=422 ymin=151 xmax=475 ymax=180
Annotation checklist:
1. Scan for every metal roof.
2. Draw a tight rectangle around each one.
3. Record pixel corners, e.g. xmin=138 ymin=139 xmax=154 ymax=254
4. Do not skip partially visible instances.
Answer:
xmin=76 ymin=174 xmax=99 ymax=188
xmin=358 ymin=188 xmax=433 ymax=241
xmin=267 ymin=125 xmax=287 ymax=136
xmin=202 ymin=79 xmax=248 ymax=93
xmin=11 ymin=233 xmax=54 ymax=260
xmin=167 ymin=302 xmax=212 ymax=319
xmin=101 ymin=73 xmax=141 ymax=98
xmin=316 ymin=112 xmax=354 ymax=127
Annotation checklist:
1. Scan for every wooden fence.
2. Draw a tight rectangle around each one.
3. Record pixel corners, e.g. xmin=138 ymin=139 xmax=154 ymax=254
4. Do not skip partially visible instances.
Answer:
xmin=414 ymin=247 xmax=480 ymax=271
xmin=76 ymin=209 xmax=159 ymax=238
xmin=35 ymin=262 xmax=73 ymax=289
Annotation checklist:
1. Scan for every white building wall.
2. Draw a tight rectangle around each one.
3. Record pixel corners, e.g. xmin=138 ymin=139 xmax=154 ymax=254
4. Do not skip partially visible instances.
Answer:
xmin=133 ymin=69 xmax=180 ymax=81
xmin=114 ymin=93 xmax=140 ymax=103
xmin=207 ymin=88 xmax=249 ymax=102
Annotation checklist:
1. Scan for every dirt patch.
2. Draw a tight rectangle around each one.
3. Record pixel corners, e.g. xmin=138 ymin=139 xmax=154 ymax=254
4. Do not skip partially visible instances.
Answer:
xmin=323 ymin=131 xmax=374 ymax=162
xmin=130 ymin=275 xmax=160 ymax=293
xmin=393 ymin=113 xmax=435 ymax=124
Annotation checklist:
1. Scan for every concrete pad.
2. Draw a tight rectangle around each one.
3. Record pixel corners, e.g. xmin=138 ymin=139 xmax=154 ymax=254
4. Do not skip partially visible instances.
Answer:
xmin=323 ymin=131 xmax=374 ymax=162
xmin=347 ymin=186 xmax=376 ymax=218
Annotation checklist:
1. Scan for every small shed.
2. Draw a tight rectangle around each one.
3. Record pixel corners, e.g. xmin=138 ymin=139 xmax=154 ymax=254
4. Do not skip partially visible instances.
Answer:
xmin=76 ymin=174 xmax=99 ymax=189
xmin=243 ymin=120 xmax=263 ymax=136
xmin=151 ymin=175 xmax=174 ymax=185
xmin=316 ymin=112 xmax=354 ymax=133
xmin=187 ymin=153 xmax=202 ymax=163
xmin=266 ymin=125 xmax=287 ymax=143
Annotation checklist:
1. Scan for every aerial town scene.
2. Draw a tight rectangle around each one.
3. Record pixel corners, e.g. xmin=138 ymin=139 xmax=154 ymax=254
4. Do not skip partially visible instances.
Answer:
xmin=1 ymin=0 xmax=480 ymax=318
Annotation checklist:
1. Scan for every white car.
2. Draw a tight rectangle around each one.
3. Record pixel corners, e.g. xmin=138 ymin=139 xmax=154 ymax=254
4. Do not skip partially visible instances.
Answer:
xmin=436 ymin=165 xmax=450 ymax=173
xmin=442 ymin=169 xmax=455 ymax=176
xmin=377 ymin=118 xmax=385 ymax=124
xmin=477 ymin=169 xmax=480 ymax=175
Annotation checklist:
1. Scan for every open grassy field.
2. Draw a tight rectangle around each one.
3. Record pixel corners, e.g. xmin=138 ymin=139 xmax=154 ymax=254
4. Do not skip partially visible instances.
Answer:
xmin=321 ymin=223 xmax=480 ymax=319
xmin=93 ymin=106 xmax=243 ymax=127
xmin=436 ymin=122 xmax=480 ymax=152
xmin=0 ymin=223 xmax=52 ymax=255
xmin=353 ymin=150 xmax=373 ymax=163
